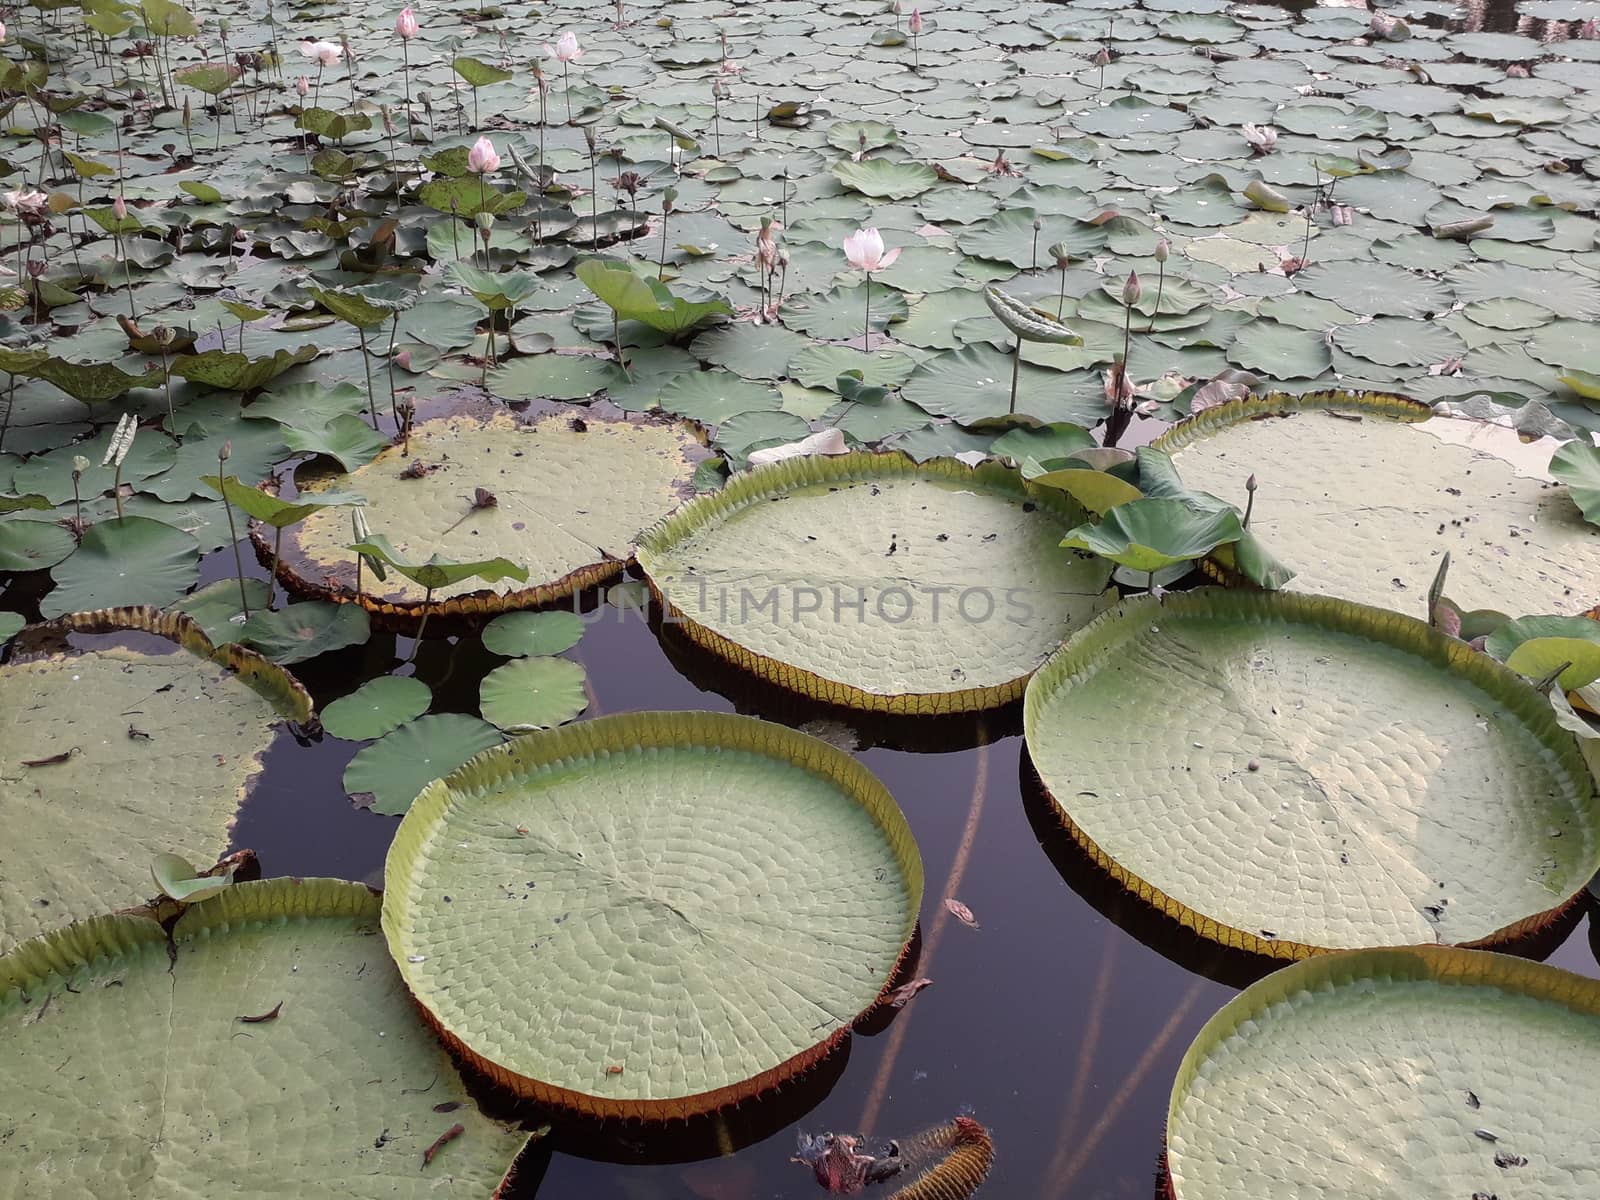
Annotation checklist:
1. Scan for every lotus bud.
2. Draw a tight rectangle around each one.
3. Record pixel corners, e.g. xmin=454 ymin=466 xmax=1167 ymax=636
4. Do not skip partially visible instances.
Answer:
xmin=909 ymin=8 xmax=923 ymax=34
xmin=395 ymin=6 xmax=419 ymax=40
xmin=382 ymin=104 xmax=395 ymax=135
xmin=154 ymin=324 xmax=175 ymax=347
xmin=113 ymin=195 xmax=128 ymax=220
xmin=582 ymin=124 xmax=597 ymax=152
xmin=26 ymin=259 xmax=44 ymax=279
xmin=1155 ymin=237 xmax=1169 ymax=263
xmin=1093 ymin=45 xmax=1110 ymax=66
xmin=1246 ymin=473 xmax=1257 ymax=493
xmin=1122 ymin=269 xmax=1141 ymax=306
xmin=395 ymin=349 xmax=413 ymax=370
xmin=0 ymin=21 xmax=7 ymax=41
xmin=72 ymin=454 xmax=90 ymax=476
xmin=296 ymin=75 xmax=310 ymax=97
xmin=182 ymin=96 xmax=192 ymax=129
xmin=1032 ymin=215 xmax=1042 ymax=231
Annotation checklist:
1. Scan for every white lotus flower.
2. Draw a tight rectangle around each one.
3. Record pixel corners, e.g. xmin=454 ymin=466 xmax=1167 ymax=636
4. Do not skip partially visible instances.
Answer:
xmin=300 ymin=39 xmax=344 ymax=66
xmin=1241 ymin=123 xmax=1277 ymax=154
xmin=841 ymin=227 xmax=900 ymax=273
xmin=546 ymin=30 xmax=582 ymax=62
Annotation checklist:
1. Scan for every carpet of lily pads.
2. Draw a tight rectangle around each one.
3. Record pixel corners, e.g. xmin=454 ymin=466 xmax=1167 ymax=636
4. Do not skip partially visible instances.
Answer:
xmin=4 ymin=0 xmax=1600 ymax=1193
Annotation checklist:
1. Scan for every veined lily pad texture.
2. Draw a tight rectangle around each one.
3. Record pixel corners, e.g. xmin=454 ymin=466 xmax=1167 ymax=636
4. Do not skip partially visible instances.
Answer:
xmin=0 ymin=607 xmax=309 ymax=953
xmin=1154 ymin=392 xmax=1600 ymax=616
xmin=383 ymin=711 xmax=923 ymax=1118
xmin=0 ymin=879 xmax=531 ymax=1196
xmin=1166 ymin=948 xmax=1600 ymax=1200
xmin=636 ymin=451 xmax=1116 ymax=713
xmin=265 ymin=398 xmax=704 ymax=628
xmin=1024 ymin=590 xmax=1600 ymax=960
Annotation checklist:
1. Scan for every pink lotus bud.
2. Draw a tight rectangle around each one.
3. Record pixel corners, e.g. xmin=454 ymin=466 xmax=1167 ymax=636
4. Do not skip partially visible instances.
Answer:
xmin=908 ymin=8 xmax=923 ymax=33
xmin=395 ymin=349 xmax=412 ymax=370
xmin=1122 ymin=269 xmax=1141 ymax=306
xmin=395 ymin=7 xmax=418 ymax=39
xmin=466 ymin=136 xmax=500 ymax=174
xmin=113 ymin=195 xmax=127 ymax=220
xmin=296 ymin=75 xmax=310 ymax=96
xmin=1154 ymin=237 xmax=1169 ymax=263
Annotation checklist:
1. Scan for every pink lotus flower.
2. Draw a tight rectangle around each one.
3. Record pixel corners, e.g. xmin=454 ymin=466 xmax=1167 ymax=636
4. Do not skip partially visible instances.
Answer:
xmin=1241 ymin=123 xmax=1277 ymax=153
xmin=395 ymin=7 xmax=418 ymax=39
xmin=3 ymin=189 xmax=47 ymax=215
xmin=546 ymin=31 xmax=582 ymax=62
xmin=113 ymin=196 xmax=127 ymax=220
xmin=0 ymin=21 xmax=7 ymax=41
xmin=842 ymin=227 xmax=900 ymax=273
xmin=1581 ymin=17 xmax=1598 ymax=37
xmin=300 ymin=39 xmax=344 ymax=66
xmin=467 ymin=136 xmax=500 ymax=174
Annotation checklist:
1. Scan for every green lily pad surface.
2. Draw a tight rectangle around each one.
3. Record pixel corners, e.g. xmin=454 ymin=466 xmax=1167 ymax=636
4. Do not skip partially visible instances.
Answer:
xmin=1167 ymin=948 xmax=1600 ymax=1200
xmin=343 ymin=713 xmax=504 ymax=816
xmin=274 ymin=398 xmax=703 ymax=620
xmin=0 ymin=879 xmax=530 ymax=1196
xmin=383 ymin=711 xmax=922 ymax=1117
xmin=637 ymin=452 xmax=1117 ymax=712
xmin=1156 ymin=394 xmax=1600 ymax=615
xmin=0 ymin=608 xmax=309 ymax=952
xmin=1025 ymin=590 xmax=1600 ymax=958
xmin=481 ymin=609 xmax=587 ymax=658
xmin=478 ymin=656 xmax=589 ymax=732
xmin=320 ymin=675 xmax=433 ymax=741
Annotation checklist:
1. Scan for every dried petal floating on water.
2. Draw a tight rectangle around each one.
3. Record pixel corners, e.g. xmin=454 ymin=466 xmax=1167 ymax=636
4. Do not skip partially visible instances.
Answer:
xmin=944 ymin=898 xmax=979 ymax=928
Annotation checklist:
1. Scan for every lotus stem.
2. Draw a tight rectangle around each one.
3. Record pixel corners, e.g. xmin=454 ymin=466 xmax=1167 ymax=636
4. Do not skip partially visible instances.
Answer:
xmin=269 ymin=525 xmax=285 ymax=606
xmin=1146 ymin=260 xmax=1165 ymax=334
xmin=563 ymin=62 xmax=572 ymax=124
xmin=478 ymin=176 xmax=489 ymax=265
xmin=314 ymin=62 xmax=323 ymax=111
xmin=357 ymin=324 xmax=378 ymax=429
xmin=1057 ymin=265 xmax=1068 ymax=320
xmin=658 ymin=212 xmax=668 ymax=280
xmin=218 ymin=452 xmax=250 ymax=618
xmin=387 ymin=313 xmax=401 ymax=427
xmin=863 ymin=273 xmax=872 ymax=348
xmin=112 ymin=462 xmax=125 ymax=519
xmin=401 ymin=41 xmax=413 ymax=138
xmin=1008 ymin=337 xmax=1021 ymax=415
xmin=407 ymin=585 xmax=435 ymax=663
xmin=0 ymin=375 xmax=14 ymax=454
xmin=158 ymin=342 xmax=175 ymax=442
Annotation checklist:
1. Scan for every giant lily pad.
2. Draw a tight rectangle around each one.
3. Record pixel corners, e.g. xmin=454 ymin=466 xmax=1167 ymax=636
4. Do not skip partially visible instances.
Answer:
xmin=636 ymin=452 xmax=1117 ymax=713
xmin=269 ymin=397 xmax=703 ymax=627
xmin=0 ymin=608 xmax=309 ymax=952
xmin=1154 ymin=392 xmax=1600 ymax=615
xmin=0 ymin=879 xmax=531 ymax=1194
xmin=383 ymin=711 xmax=922 ymax=1117
xmin=1166 ymin=948 xmax=1600 ymax=1200
xmin=1025 ymin=589 xmax=1600 ymax=958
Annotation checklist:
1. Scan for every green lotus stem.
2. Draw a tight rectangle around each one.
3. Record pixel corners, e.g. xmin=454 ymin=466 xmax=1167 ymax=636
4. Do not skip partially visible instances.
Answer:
xmin=219 ymin=453 xmax=250 ymax=618
xmin=401 ymin=40 xmax=413 ymax=138
xmin=0 ymin=375 xmax=14 ymax=454
xmin=158 ymin=342 xmax=175 ymax=442
xmin=589 ymin=148 xmax=599 ymax=243
xmin=387 ymin=313 xmax=400 ymax=427
xmin=112 ymin=462 xmax=125 ymax=519
xmin=658 ymin=212 xmax=668 ymax=280
xmin=356 ymin=324 xmax=378 ymax=429
xmin=863 ymin=274 xmax=872 ymax=348
xmin=271 ymin=526 xmax=284 ymax=603
xmin=478 ymin=177 xmax=488 ymax=266
xmin=1008 ymin=338 xmax=1021 ymax=415
xmin=314 ymin=62 xmax=323 ymax=111
xmin=1057 ymin=267 xmax=1068 ymax=320
xmin=1145 ymin=260 xmax=1165 ymax=334
xmin=563 ymin=62 xmax=572 ymax=124
xmin=406 ymin=585 xmax=435 ymax=663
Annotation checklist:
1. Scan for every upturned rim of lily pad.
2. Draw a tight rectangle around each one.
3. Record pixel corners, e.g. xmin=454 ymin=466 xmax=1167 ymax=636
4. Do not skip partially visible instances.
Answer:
xmin=635 ymin=450 xmax=1093 ymax=715
xmin=1023 ymin=588 xmax=1600 ymax=962
xmin=26 ymin=605 xmax=312 ymax=721
xmin=249 ymin=396 xmax=708 ymax=634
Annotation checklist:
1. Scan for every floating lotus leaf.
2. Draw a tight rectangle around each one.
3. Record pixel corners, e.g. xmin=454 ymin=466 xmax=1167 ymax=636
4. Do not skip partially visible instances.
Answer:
xmin=269 ymin=398 xmax=702 ymax=625
xmin=1226 ymin=320 xmax=1333 ymax=380
xmin=576 ymin=258 xmax=733 ymax=334
xmin=168 ymin=578 xmax=271 ymax=645
xmin=0 ymin=879 xmax=531 ymax=1195
xmin=241 ymin=600 xmax=371 ymax=664
xmin=478 ymin=655 xmax=588 ymax=731
xmin=320 ymin=675 xmax=432 ymax=741
xmin=344 ymin=712 xmax=503 ymax=816
xmin=481 ymin=609 xmax=586 ymax=658
xmin=0 ymin=613 xmax=23 ymax=643
xmin=1155 ymin=392 xmax=1600 ymax=615
xmin=1293 ymin=260 xmax=1454 ymax=318
xmin=1330 ymin=318 xmax=1466 ymax=369
xmin=0 ymin=607 xmax=308 ymax=952
xmin=30 ymin=358 xmax=160 ymax=404
xmin=41 ymin=517 xmax=200 ymax=618
xmin=280 ymin=413 xmax=390 ymax=471
xmin=1060 ymin=497 xmax=1244 ymax=572
xmin=1167 ymin=948 xmax=1600 ymax=1200
xmin=901 ymin=345 xmax=1106 ymax=426
xmin=636 ymin=451 xmax=1117 ymax=713
xmin=1550 ymin=439 xmax=1600 ymax=525
xmin=1025 ymin=590 xmax=1600 ymax=958
xmin=383 ymin=711 xmax=923 ymax=1117
xmin=0 ymin=518 xmax=76 ymax=571
xmin=168 ymin=344 xmax=320 ymax=392
xmin=830 ymin=158 xmax=939 ymax=199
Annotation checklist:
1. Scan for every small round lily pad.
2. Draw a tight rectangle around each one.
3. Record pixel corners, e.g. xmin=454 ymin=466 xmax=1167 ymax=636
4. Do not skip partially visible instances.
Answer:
xmin=241 ymin=601 xmax=371 ymax=664
xmin=481 ymin=609 xmax=586 ymax=658
xmin=321 ymin=675 xmax=433 ymax=741
xmin=479 ymin=657 xmax=588 ymax=732
xmin=343 ymin=713 xmax=503 ymax=815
